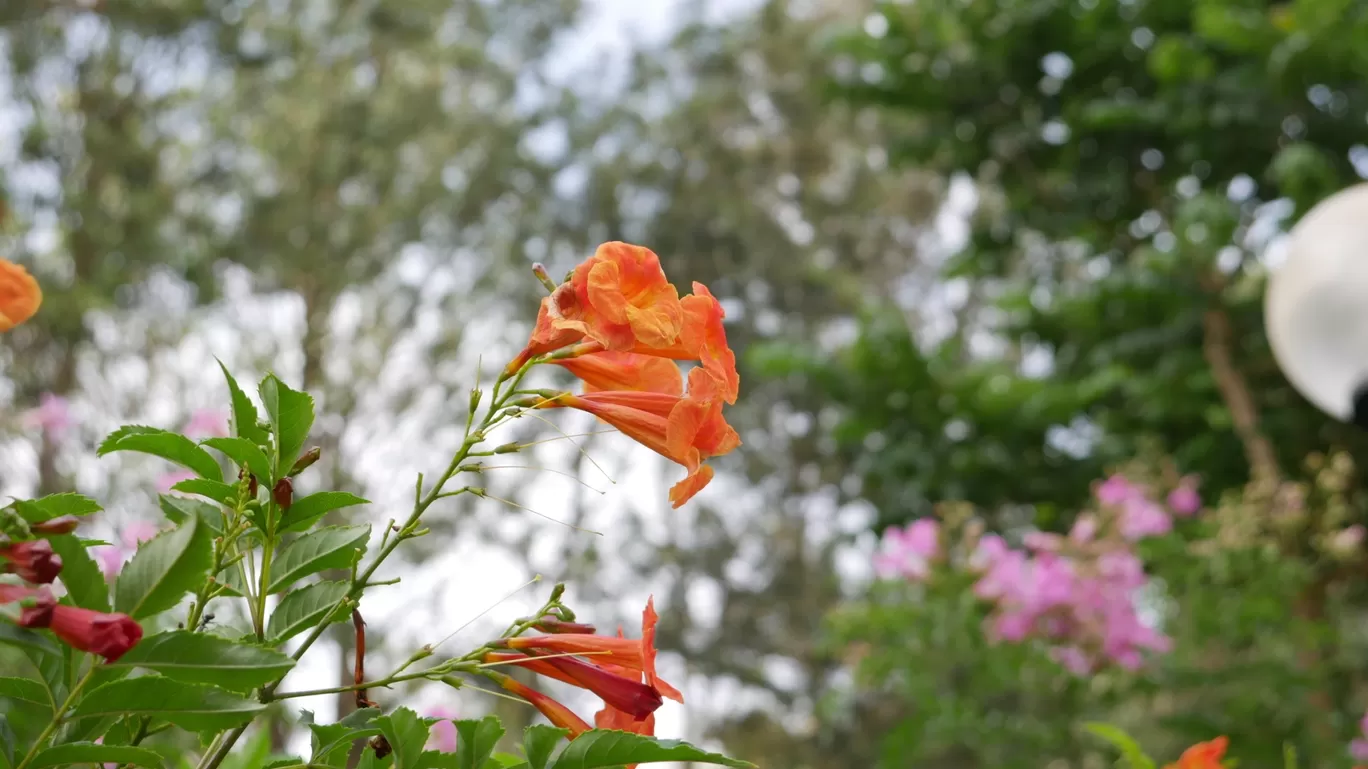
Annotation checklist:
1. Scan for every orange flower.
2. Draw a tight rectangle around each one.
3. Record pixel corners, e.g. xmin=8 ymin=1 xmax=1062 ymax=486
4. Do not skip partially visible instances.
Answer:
xmin=0 ymin=259 xmax=41 ymax=331
xmin=1163 ymin=736 xmax=1228 ymax=769
xmin=489 ymin=672 xmax=591 ymax=737
xmin=563 ymin=242 xmax=683 ymax=351
xmin=555 ymin=351 xmax=683 ymax=395
xmin=496 ymin=597 xmax=683 ymax=704
xmin=537 ymin=369 xmax=739 ymax=507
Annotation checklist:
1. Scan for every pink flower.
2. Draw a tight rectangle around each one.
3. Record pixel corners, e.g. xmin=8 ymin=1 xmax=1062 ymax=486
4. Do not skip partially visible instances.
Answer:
xmin=1351 ymin=740 xmax=1368 ymax=762
xmin=874 ymin=519 xmax=940 ymax=581
xmin=156 ymin=470 xmax=196 ymax=494
xmin=1167 ymin=479 xmax=1201 ymax=516
xmin=92 ymin=522 xmax=160 ymax=579
xmin=93 ymin=546 xmax=124 ymax=580
xmin=23 ymin=393 xmax=73 ymax=440
xmin=182 ymin=408 xmax=228 ymax=440
xmin=1051 ymin=646 xmax=1091 ymax=675
xmin=1069 ymin=516 xmax=1097 ymax=544
xmin=121 ymin=521 xmax=159 ymax=549
xmin=427 ymin=706 xmax=458 ymax=752
xmin=1095 ymin=475 xmax=1139 ymax=506
xmin=1118 ymin=498 xmax=1171 ymax=541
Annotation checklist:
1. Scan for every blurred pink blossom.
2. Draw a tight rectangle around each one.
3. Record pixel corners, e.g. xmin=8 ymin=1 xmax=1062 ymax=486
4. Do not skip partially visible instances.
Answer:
xmin=427 ymin=706 xmax=458 ymax=752
xmin=23 ymin=393 xmax=73 ymax=440
xmin=157 ymin=470 xmax=197 ymax=494
xmin=1118 ymin=497 xmax=1171 ymax=541
xmin=1352 ymin=712 xmax=1368 ymax=760
xmin=874 ymin=519 xmax=940 ymax=581
xmin=183 ymin=408 xmax=228 ymax=440
xmin=93 ymin=520 xmax=162 ymax=579
xmin=1167 ymin=478 xmax=1201 ymax=516
xmin=1095 ymin=475 xmax=1139 ymax=506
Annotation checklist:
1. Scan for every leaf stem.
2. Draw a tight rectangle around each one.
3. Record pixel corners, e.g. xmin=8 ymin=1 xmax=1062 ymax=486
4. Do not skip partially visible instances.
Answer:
xmin=16 ymin=667 xmax=97 ymax=769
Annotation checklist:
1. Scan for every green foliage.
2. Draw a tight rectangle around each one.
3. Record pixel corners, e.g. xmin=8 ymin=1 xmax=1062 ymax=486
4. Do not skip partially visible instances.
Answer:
xmin=98 ymin=426 xmax=224 ymax=483
xmin=201 ymin=437 xmax=273 ymax=486
xmin=48 ymin=534 xmax=110 ymax=612
xmin=110 ymin=631 xmax=295 ymax=692
xmin=114 ymin=513 xmax=213 ymax=619
xmin=267 ymin=525 xmax=370 ymax=593
xmin=258 ymin=374 xmax=316 ymax=478
xmin=158 ymin=495 xmax=226 ymax=536
xmin=280 ymin=491 xmax=370 ymax=534
xmin=455 ymin=717 xmax=505 ymax=769
xmin=378 ymin=708 xmax=433 ymax=769
xmin=219 ymin=362 xmax=269 ymax=448
xmin=267 ymin=581 xmax=352 ymax=645
xmin=309 ymin=708 xmax=382 ymax=766
xmin=1085 ymin=723 xmax=1157 ymax=769
xmin=9 ymin=494 xmax=102 ymax=524
xmin=70 ymin=678 xmax=265 ymax=731
xmin=27 ymin=742 xmax=163 ymax=767
xmin=521 ymin=726 xmax=570 ymax=769
xmin=547 ymin=731 xmax=756 ymax=769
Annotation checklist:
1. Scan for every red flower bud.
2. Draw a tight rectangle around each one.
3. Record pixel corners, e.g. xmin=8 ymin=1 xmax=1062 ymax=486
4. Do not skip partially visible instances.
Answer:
xmin=16 ymin=589 xmax=56 ymax=628
xmin=1 ymin=540 xmax=63 ymax=584
xmin=273 ymin=477 xmax=293 ymax=510
xmin=289 ymin=447 xmax=321 ymax=476
xmin=31 ymin=516 xmax=80 ymax=535
xmin=46 ymin=605 xmax=142 ymax=662
xmin=539 ymin=654 xmax=662 ymax=720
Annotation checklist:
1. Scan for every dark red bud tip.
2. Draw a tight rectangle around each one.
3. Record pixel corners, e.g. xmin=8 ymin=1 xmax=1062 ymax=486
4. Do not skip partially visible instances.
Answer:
xmin=16 ymin=588 xmax=56 ymax=628
xmin=289 ymin=447 xmax=322 ymax=476
xmin=248 ymin=473 xmax=260 ymax=497
xmin=31 ymin=515 xmax=80 ymax=535
xmin=273 ymin=477 xmax=293 ymax=510
xmin=2 ymin=540 xmax=63 ymax=584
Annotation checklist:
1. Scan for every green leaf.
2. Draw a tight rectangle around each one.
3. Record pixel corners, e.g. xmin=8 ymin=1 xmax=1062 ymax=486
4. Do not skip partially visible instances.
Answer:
xmin=267 ymin=580 xmax=352 ymax=644
xmin=0 ymin=715 xmax=14 ymax=769
xmin=159 ymin=495 xmax=225 ymax=536
xmin=523 ymin=726 xmax=570 ymax=769
xmin=378 ymin=707 xmax=431 ymax=769
xmin=456 ymin=717 xmax=505 ymax=769
xmin=490 ymin=754 xmax=526 ymax=768
xmin=268 ymin=525 xmax=370 ymax=593
xmin=311 ymin=707 xmax=382 ymax=766
xmin=98 ymin=425 xmax=224 ymax=482
xmin=48 ymin=534 xmax=110 ymax=612
xmin=281 ymin=491 xmax=370 ymax=534
xmin=115 ymin=513 xmax=212 ymax=619
xmin=202 ymin=437 xmax=273 ymax=485
xmin=259 ymin=374 xmax=315 ymax=476
xmin=1 ymin=628 xmax=66 ymax=714
xmin=1084 ymin=723 xmax=1157 ymax=769
xmin=549 ymin=731 xmax=755 ymax=769
xmin=264 ymin=759 xmax=307 ymax=769
xmin=0 ymin=677 xmax=50 ymax=710
xmin=420 ymin=752 xmax=462 ymax=769
xmin=171 ymin=478 xmax=238 ymax=506
xmin=11 ymin=493 xmax=102 ymax=524
xmin=28 ymin=742 xmax=163 ymax=768
xmin=110 ymin=630 xmax=295 ymax=693
xmin=220 ymin=361 xmax=269 ymax=446
xmin=0 ymin=624 xmax=61 ymax=659
xmin=70 ymin=677 xmax=265 ymax=731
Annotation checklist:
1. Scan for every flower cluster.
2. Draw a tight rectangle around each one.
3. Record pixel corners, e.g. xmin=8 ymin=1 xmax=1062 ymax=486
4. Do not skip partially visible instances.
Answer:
xmin=0 ymin=257 xmax=41 ymax=332
xmin=876 ymin=474 xmax=1201 ymax=673
xmin=0 ymin=528 xmax=142 ymax=661
xmin=483 ymin=597 xmax=681 ymax=749
xmin=507 ymin=243 xmax=741 ymax=507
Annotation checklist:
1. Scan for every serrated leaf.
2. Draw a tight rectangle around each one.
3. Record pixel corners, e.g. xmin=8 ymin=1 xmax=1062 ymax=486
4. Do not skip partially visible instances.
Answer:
xmin=311 ymin=707 xmax=382 ymax=766
xmin=172 ymin=478 xmax=238 ymax=506
xmin=98 ymin=425 xmax=223 ymax=482
xmin=259 ymin=374 xmax=315 ymax=476
xmin=70 ymin=677 xmax=264 ymax=731
xmin=263 ymin=758 xmax=307 ymax=769
xmin=0 ymin=624 xmax=60 ymax=659
xmin=523 ymin=725 xmax=570 ymax=769
xmin=420 ymin=752 xmax=462 ymax=769
xmin=549 ymin=731 xmax=754 ymax=769
xmin=28 ymin=742 xmax=162 ymax=767
xmin=220 ymin=362 xmax=269 ymax=446
xmin=378 ymin=707 xmax=431 ymax=769
xmin=159 ymin=495 xmax=225 ymax=536
xmin=281 ymin=491 xmax=370 ymax=534
xmin=202 ymin=437 xmax=273 ymax=485
xmin=359 ymin=749 xmax=394 ymax=769
xmin=1 ymin=628 xmax=66 ymax=715
xmin=48 ymin=534 xmax=110 ymax=612
xmin=11 ymin=493 xmax=102 ymax=524
xmin=214 ymin=563 xmax=249 ymax=597
xmin=268 ymin=525 xmax=370 ymax=593
xmin=115 ymin=514 xmax=212 ymax=619
xmin=0 ymin=677 xmax=50 ymax=710
xmin=1084 ymin=723 xmax=1157 ymax=769
xmin=110 ymin=630 xmax=295 ymax=692
xmin=267 ymin=580 xmax=352 ymax=644
xmin=490 ymin=754 xmax=525 ymax=768
xmin=456 ymin=717 xmax=505 ymax=769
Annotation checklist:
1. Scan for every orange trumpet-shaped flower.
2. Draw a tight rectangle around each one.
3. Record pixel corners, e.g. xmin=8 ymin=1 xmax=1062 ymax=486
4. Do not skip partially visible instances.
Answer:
xmin=0 ymin=259 xmax=42 ymax=331
xmin=1163 ymin=736 xmax=1228 ymax=769
xmin=495 ymin=597 xmax=683 ymax=704
xmin=563 ymin=242 xmax=684 ymax=351
xmin=554 ymin=351 xmax=683 ymax=395
xmin=537 ymin=369 xmax=739 ymax=507
xmin=490 ymin=672 xmax=591 ymax=737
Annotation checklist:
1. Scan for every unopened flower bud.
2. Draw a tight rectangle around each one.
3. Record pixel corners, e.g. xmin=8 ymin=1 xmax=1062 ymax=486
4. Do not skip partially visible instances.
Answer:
xmin=531 ymin=263 xmax=559 ymax=293
xmin=469 ymin=388 xmax=483 ymax=414
xmin=289 ymin=447 xmax=322 ymax=476
xmin=494 ymin=442 xmax=521 ymax=454
xmin=17 ymin=589 xmax=56 ymax=628
xmin=273 ymin=477 xmax=293 ymax=511
xmin=1 ymin=540 xmax=63 ymax=584
xmin=31 ymin=516 xmax=80 ymax=536
xmin=534 ymin=615 xmax=597 ymax=634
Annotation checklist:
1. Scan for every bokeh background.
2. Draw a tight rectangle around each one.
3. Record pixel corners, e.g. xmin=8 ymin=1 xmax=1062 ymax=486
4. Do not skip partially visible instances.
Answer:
xmin=4 ymin=0 xmax=1368 ymax=766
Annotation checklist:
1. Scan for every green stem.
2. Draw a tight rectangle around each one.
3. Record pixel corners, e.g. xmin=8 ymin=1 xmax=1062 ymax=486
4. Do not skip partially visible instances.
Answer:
xmin=196 ymin=367 xmax=532 ymax=769
xmin=255 ymin=518 xmax=275 ymax=642
xmin=267 ymin=665 xmax=465 ymax=701
xmin=16 ymin=667 xmax=97 ymax=769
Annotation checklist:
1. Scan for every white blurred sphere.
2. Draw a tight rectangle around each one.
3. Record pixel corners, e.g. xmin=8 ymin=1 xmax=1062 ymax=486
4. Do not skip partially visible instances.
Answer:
xmin=1265 ymin=182 xmax=1368 ymax=424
